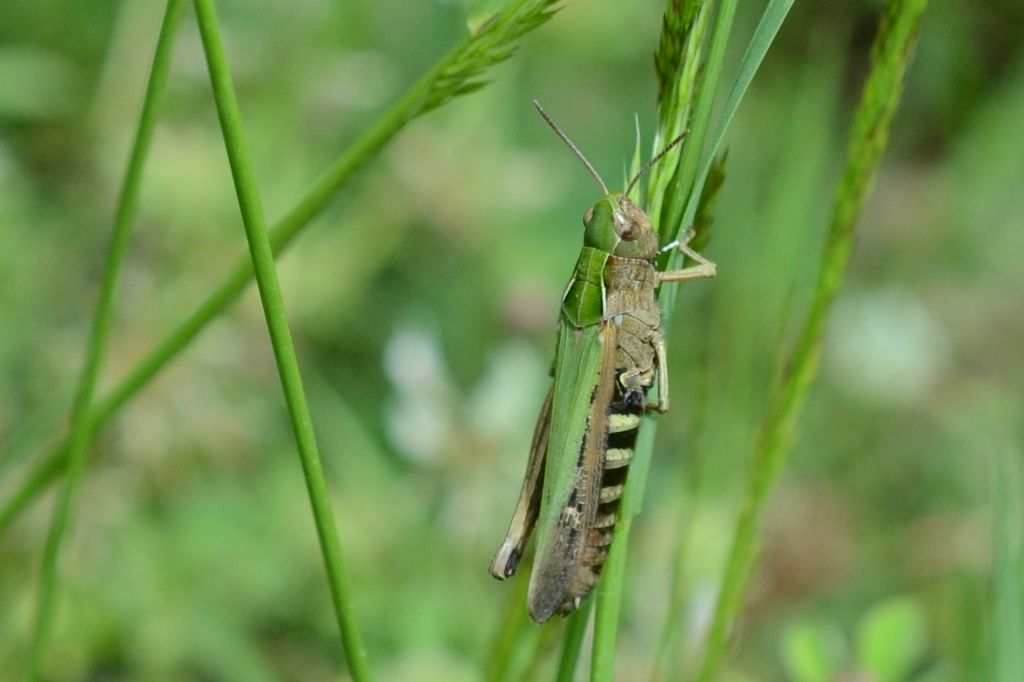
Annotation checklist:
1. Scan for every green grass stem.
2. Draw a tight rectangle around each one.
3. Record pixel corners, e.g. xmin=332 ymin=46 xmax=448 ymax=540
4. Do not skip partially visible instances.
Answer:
xmin=193 ymin=0 xmax=370 ymax=677
xmin=679 ymin=0 xmax=797 ymax=236
xmin=25 ymin=2 xmax=187 ymax=677
xmin=0 ymin=0 xmax=562 ymax=537
xmin=588 ymin=1 xmax=794 ymax=678
xmin=556 ymin=599 xmax=594 ymax=682
xmin=646 ymin=1 xmax=708 ymax=234
xmin=651 ymin=1 xmax=794 ymax=675
xmin=693 ymin=2 xmax=930 ymax=680
xmin=660 ymin=0 xmax=738 ymax=245
xmin=516 ymin=621 xmax=562 ymax=682
xmin=587 ymin=0 xmax=730 ymax=664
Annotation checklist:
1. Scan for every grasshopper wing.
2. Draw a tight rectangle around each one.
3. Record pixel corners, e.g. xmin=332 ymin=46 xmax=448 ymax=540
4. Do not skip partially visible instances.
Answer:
xmin=527 ymin=321 xmax=617 ymax=623
xmin=490 ymin=388 xmax=553 ymax=580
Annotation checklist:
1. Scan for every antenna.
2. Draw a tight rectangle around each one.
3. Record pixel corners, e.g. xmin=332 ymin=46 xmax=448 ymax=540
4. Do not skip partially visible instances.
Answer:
xmin=624 ymin=130 xmax=689 ymax=198
xmin=533 ymin=100 xmax=609 ymax=195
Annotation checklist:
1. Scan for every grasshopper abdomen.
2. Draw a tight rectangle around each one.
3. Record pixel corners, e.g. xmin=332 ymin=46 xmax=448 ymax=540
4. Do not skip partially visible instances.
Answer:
xmin=562 ymin=376 xmax=647 ymax=611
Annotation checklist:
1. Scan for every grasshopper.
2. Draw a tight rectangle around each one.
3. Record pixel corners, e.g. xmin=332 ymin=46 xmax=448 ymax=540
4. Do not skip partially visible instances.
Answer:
xmin=490 ymin=102 xmax=717 ymax=623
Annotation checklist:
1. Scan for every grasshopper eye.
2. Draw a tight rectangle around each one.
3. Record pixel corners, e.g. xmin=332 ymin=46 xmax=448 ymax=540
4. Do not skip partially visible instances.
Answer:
xmin=583 ymin=206 xmax=594 ymax=225
xmin=612 ymin=211 xmax=633 ymax=239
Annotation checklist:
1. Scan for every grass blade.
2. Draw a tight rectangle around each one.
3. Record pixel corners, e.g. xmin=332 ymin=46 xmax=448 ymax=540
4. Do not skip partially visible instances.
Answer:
xmin=677 ymin=0 xmax=796 ymax=238
xmin=650 ymin=157 xmax=727 ymax=682
xmin=659 ymin=0 xmax=738 ymax=244
xmin=590 ymin=0 xmax=795 ymax=677
xmin=0 ymin=0 xmax=563 ymax=537
xmin=556 ymin=599 xmax=594 ymax=682
xmin=25 ymin=1 xmax=187 ymax=676
xmin=192 ymin=0 xmax=371 ymax=677
xmin=693 ymin=1 xmax=931 ymax=680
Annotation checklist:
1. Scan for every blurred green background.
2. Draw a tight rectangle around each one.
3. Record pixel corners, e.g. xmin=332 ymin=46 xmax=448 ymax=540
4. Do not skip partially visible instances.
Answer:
xmin=1 ymin=0 xmax=1022 ymax=680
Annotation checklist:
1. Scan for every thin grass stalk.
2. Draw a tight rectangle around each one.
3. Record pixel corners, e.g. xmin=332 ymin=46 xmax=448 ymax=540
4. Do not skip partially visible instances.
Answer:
xmin=589 ymin=2 xmax=739 ymax=678
xmin=555 ymin=599 xmax=594 ymax=682
xmin=650 ymin=160 xmax=725 ymax=682
xmin=587 ymin=0 xmax=797 ymax=676
xmin=0 ymin=0 xmax=563 ymax=536
xmin=650 ymin=462 xmax=699 ymax=681
xmin=25 ymin=2 xmax=187 ymax=676
xmin=652 ymin=1 xmax=796 ymax=674
xmin=514 ymin=622 xmax=561 ymax=682
xmin=693 ymin=2 xmax=930 ymax=681
xmin=192 ymin=0 xmax=371 ymax=677
xmin=648 ymin=11 xmax=716 ymax=674
xmin=659 ymin=0 xmax=738 ymax=245
xmin=677 ymin=0 xmax=796 ymax=239
xmin=647 ymin=1 xmax=709 ymax=232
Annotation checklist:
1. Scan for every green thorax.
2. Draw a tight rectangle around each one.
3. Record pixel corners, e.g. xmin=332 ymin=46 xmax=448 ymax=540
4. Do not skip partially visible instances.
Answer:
xmin=561 ymin=246 xmax=608 ymax=328
xmin=560 ymin=193 xmax=659 ymax=328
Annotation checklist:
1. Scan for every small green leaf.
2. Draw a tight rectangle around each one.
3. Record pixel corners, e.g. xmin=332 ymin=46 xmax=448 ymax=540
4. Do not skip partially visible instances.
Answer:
xmin=780 ymin=620 xmax=842 ymax=682
xmin=855 ymin=597 xmax=928 ymax=682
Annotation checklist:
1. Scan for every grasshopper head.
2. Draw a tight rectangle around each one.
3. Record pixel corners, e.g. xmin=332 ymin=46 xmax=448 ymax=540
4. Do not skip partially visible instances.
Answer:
xmin=583 ymin=192 xmax=659 ymax=260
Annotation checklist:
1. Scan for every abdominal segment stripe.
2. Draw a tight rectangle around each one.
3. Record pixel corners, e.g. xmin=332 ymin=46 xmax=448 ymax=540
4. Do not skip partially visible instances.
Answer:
xmin=608 ymin=412 xmax=642 ymax=433
xmin=604 ymin=447 xmax=633 ymax=468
